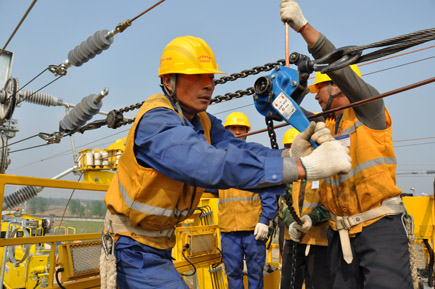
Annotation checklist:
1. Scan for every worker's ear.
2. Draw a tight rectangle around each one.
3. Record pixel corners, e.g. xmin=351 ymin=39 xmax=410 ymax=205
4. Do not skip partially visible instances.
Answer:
xmin=161 ymin=75 xmax=172 ymax=93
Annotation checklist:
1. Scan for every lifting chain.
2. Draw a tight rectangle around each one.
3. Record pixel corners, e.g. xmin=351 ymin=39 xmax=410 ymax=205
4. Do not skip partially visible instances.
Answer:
xmin=210 ymin=60 xmax=285 ymax=105
xmin=266 ymin=117 xmax=304 ymax=289
xmin=265 ymin=117 xmax=279 ymax=150
xmin=66 ymin=59 xmax=287 ymax=134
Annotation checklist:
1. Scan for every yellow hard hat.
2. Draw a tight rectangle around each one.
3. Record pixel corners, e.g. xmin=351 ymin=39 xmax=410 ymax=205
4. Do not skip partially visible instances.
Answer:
xmin=158 ymin=36 xmax=226 ymax=77
xmin=224 ymin=112 xmax=251 ymax=131
xmin=308 ymin=64 xmax=362 ymax=93
xmin=282 ymin=128 xmax=300 ymax=144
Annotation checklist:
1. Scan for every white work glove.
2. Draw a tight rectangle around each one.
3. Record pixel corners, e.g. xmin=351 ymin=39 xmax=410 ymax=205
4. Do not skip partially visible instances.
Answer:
xmin=288 ymin=215 xmax=312 ymax=242
xmin=300 ymin=138 xmax=351 ymax=181
xmin=254 ymin=223 xmax=269 ymax=241
xmin=291 ymin=122 xmax=335 ymax=158
xmin=280 ymin=0 xmax=308 ymax=32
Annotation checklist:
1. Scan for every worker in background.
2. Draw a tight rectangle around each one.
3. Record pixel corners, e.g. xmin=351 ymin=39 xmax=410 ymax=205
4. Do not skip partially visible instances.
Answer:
xmin=279 ymin=128 xmax=330 ymax=289
xmin=217 ymin=112 xmax=277 ymax=289
xmin=280 ymin=1 xmax=412 ymax=288
xmin=103 ymin=35 xmax=352 ymax=289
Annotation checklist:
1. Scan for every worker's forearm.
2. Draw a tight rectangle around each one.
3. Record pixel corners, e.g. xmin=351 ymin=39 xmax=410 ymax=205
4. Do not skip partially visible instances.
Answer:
xmin=295 ymin=158 xmax=306 ymax=180
xmin=300 ymin=24 xmax=320 ymax=47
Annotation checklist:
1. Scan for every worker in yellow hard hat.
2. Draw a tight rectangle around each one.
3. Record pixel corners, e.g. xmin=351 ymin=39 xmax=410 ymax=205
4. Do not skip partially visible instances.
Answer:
xmin=281 ymin=1 xmax=410 ymax=288
xmin=308 ymin=65 xmax=362 ymax=114
xmin=278 ymin=128 xmax=330 ymax=289
xmin=103 ymin=35 xmax=352 ymax=288
xmin=282 ymin=128 xmax=300 ymax=149
xmin=223 ymin=111 xmax=251 ymax=139
xmin=217 ymin=112 xmax=277 ymax=289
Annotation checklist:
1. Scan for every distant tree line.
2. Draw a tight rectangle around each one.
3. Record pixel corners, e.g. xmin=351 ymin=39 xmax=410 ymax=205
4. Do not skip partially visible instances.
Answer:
xmin=27 ymin=197 xmax=106 ymax=217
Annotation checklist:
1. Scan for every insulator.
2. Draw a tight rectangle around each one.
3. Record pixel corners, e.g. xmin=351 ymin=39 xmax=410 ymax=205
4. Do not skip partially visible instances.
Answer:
xmin=2 ymin=186 xmax=43 ymax=210
xmin=59 ymin=94 xmax=103 ymax=132
xmin=67 ymin=30 xmax=114 ymax=67
xmin=102 ymin=151 xmax=109 ymax=166
xmin=86 ymin=152 xmax=94 ymax=166
xmin=94 ymin=152 xmax=101 ymax=166
xmin=20 ymin=90 xmax=63 ymax=107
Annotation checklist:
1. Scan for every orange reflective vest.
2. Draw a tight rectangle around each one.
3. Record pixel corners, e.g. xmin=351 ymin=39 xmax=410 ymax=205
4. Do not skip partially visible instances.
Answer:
xmin=218 ymin=188 xmax=262 ymax=232
xmin=320 ymin=107 xmax=402 ymax=235
xmin=104 ymin=94 xmax=211 ymax=250
xmin=284 ymin=181 xmax=328 ymax=246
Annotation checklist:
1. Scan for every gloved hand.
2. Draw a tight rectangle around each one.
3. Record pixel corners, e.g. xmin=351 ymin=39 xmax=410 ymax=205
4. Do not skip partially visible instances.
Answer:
xmin=254 ymin=223 xmax=269 ymax=240
xmin=300 ymin=139 xmax=351 ymax=181
xmin=280 ymin=0 xmax=308 ymax=32
xmin=291 ymin=122 xmax=334 ymax=158
xmin=288 ymin=215 xmax=312 ymax=242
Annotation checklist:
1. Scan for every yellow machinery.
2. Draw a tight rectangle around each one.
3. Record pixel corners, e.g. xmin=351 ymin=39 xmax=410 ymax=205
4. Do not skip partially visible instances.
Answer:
xmin=0 ymin=138 xmax=282 ymax=288
xmin=403 ymin=193 xmax=435 ymax=287
xmin=0 ymin=212 xmax=53 ymax=289
xmin=1 ymin=138 xmax=433 ymax=288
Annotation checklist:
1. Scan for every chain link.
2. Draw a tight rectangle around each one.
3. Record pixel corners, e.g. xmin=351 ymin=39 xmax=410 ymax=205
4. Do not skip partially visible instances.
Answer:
xmin=265 ymin=117 xmax=279 ymax=150
xmin=210 ymin=60 xmax=284 ymax=105
xmin=61 ymin=59 xmax=286 ymax=136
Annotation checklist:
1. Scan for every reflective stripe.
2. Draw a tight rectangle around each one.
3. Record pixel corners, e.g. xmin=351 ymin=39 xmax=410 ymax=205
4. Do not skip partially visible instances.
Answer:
xmin=117 ymin=174 xmax=189 ymax=218
xmin=218 ymin=195 xmax=260 ymax=205
xmin=302 ymin=202 xmax=318 ymax=209
xmin=105 ymin=210 xmax=175 ymax=238
xmin=324 ymin=157 xmax=397 ymax=186
xmin=338 ymin=120 xmax=363 ymax=136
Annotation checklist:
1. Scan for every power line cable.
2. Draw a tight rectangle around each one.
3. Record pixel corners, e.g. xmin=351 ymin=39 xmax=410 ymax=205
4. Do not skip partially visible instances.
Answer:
xmin=0 ymin=0 xmax=38 ymax=56
xmin=5 ymin=45 xmax=434 ymax=154
xmin=211 ymin=55 xmax=435 ymax=121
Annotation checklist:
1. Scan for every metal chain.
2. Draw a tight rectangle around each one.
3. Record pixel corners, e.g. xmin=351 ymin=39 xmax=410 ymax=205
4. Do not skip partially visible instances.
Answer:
xmin=210 ymin=60 xmax=285 ymax=105
xmin=285 ymin=185 xmax=303 ymax=289
xmin=266 ymin=116 xmax=304 ymax=289
xmin=265 ymin=117 xmax=279 ymax=150
xmin=63 ymin=59 xmax=286 ymax=136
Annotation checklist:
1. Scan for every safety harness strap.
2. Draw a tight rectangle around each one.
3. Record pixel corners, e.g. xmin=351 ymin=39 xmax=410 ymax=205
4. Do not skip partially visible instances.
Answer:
xmin=330 ymin=196 xmax=405 ymax=264
xmin=105 ymin=210 xmax=176 ymax=239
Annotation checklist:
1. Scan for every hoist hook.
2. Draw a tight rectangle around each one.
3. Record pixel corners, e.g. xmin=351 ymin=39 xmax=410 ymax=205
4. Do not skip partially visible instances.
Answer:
xmin=313 ymin=45 xmax=362 ymax=73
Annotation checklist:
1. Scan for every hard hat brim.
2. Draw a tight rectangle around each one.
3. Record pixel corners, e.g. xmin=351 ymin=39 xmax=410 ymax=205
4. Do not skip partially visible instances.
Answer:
xmin=308 ymin=83 xmax=318 ymax=94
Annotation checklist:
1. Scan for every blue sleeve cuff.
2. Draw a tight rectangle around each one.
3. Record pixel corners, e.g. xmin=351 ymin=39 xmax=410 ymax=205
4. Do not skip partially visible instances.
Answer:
xmin=258 ymin=216 xmax=269 ymax=225
xmin=262 ymin=157 xmax=284 ymax=184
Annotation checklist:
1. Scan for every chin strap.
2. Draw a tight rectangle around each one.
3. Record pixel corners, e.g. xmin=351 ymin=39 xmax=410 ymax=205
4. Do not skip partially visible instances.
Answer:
xmin=162 ymin=74 xmax=191 ymax=125
xmin=325 ymin=82 xmax=342 ymax=117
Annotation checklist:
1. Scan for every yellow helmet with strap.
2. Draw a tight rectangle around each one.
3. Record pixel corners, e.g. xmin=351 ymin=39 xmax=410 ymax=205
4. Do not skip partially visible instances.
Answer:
xmin=158 ymin=36 xmax=225 ymax=76
xmin=282 ymin=128 xmax=300 ymax=144
xmin=224 ymin=112 xmax=251 ymax=131
xmin=308 ymin=64 xmax=362 ymax=93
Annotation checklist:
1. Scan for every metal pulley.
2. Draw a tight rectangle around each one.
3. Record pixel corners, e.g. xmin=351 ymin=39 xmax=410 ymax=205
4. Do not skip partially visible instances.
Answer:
xmin=106 ymin=110 xmax=124 ymax=129
xmin=0 ymin=77 xmax=19 ymax=124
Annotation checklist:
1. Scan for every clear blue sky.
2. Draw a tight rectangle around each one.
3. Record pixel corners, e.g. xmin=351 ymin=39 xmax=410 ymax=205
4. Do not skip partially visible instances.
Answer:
xmin=0 ymin=0 xmax=434 ymax=199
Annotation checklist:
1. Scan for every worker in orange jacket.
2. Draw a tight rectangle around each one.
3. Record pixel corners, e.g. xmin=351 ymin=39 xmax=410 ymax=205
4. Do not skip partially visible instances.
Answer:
xmin=281 ymin=1 xmax=412 ymax=288
xmin=279 ymin=128 xmax=330 ymax=289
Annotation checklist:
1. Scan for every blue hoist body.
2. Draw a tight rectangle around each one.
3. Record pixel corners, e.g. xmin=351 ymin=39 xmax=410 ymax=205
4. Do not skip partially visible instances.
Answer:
xmin=253 ymin=65 xmax=316 ymax=146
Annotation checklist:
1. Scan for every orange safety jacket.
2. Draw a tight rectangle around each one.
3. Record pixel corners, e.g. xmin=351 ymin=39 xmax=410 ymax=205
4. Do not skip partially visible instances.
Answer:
xmin=284 ymin=181 xmax=328 ymax=246
xmin=104 ymin=94 xmax=211 ymax=250
xmin=218 ymin=188 xmax=262 ymax=232
xmin=320 ymin=107 xmax=402 ymax=235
